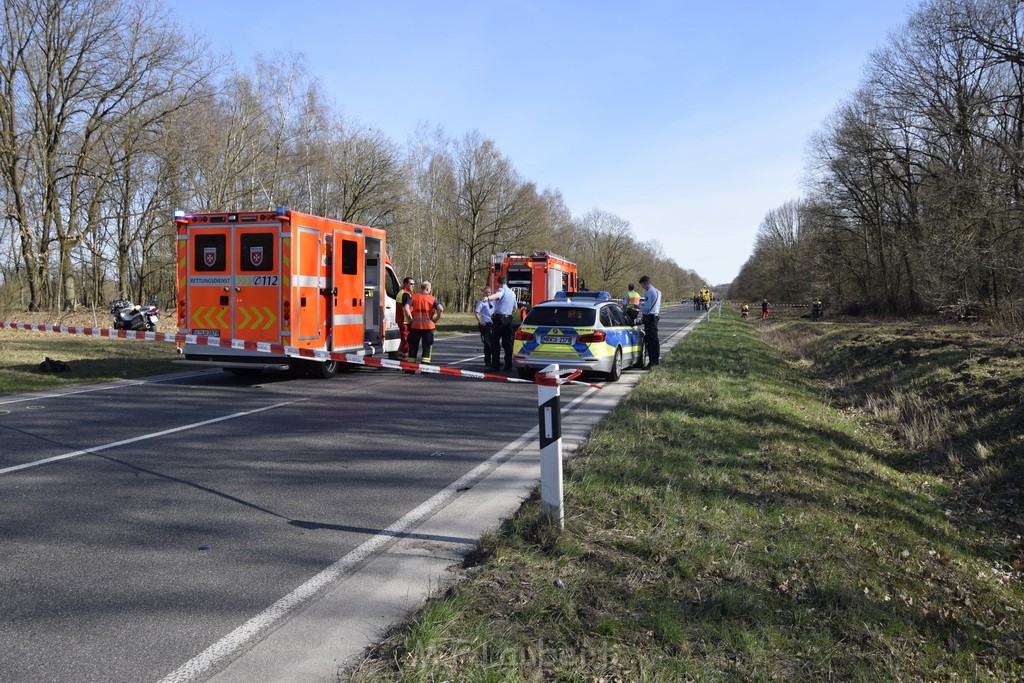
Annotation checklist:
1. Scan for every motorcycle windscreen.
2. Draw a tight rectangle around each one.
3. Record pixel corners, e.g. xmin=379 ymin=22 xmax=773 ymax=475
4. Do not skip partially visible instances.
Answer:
xmin=233 ymin=228 xmax=281 ymax=343
xmin=186 ymin=228 xmax=232 ymax=338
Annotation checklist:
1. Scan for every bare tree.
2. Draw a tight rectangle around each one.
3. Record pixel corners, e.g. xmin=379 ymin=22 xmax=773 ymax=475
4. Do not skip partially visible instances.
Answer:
xmin=446 ymin=130 xmax=542 ymax=309
xmin=0 ymin=0 xmax=210 ymax=309
xmin=322 ymin=120 xmax=405 ymax=227
xmin=575 ymin=209 xmax=642 ymax=293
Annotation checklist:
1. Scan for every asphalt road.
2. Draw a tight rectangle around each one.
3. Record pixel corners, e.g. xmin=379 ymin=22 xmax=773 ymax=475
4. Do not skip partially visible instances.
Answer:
xmin=0 ymin=304 xmax=706 ymax=682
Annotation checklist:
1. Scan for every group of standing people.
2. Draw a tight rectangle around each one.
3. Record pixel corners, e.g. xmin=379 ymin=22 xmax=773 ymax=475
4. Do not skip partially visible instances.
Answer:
xmin=476 ymin=275 xmax=517 ymax=371
xmin=395 ymin=277 xmax=444 ymax=365
xmin=395 ymin=272 xmax=664 ymax=373
xmin=692 ymin=286 xmax=712 ymax=311
xmin=393 ymin=273 xmax=524 ymax=373
xmin=621 ymin=277 xmax=662 ymax=367
xmin=739 ymin=298 xmax=772 ymax=320
xmin=637 ymin=275 xmax=661 ymax=367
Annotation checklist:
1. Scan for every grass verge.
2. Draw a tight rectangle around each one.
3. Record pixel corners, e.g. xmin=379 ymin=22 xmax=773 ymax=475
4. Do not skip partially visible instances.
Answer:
xmin=352 ymin=313 xmax=1024 ymax=681
xmin=0 ymin=312 xmax=179 ymax=396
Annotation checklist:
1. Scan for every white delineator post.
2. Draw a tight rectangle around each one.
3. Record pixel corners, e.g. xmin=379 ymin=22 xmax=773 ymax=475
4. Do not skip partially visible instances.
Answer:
xmin=537 ymin=363 xmax=577 ymax=529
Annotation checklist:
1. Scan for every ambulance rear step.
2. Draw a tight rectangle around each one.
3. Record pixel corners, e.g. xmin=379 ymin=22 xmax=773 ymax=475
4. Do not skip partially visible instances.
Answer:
xmin=173 ymin=354 xmax=290 ymax=371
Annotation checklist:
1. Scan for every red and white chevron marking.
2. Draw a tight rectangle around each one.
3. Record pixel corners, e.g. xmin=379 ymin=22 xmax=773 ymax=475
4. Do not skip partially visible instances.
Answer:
xmin=0 ymin=321 xmax=604 ymax=389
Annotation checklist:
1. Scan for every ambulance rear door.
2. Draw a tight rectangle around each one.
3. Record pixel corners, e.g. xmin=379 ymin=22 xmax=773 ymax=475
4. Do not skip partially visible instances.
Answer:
xmin=330 ymin=230 xmax=365 ymax=353
xmin=362 ymin=235 xmax=383 ymax=352
xmin=186 ymin=224 xmax=232 ymax=340
xmin=232 ymin=225 xmax=281 ymax=343
xmin=294 ymin=226 xmax=323 ymax=342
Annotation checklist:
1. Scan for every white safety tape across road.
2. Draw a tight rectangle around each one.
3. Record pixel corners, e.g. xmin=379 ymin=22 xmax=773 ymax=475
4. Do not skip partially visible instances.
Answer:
xmin=0 ymin=321 xmax=604 ymax=389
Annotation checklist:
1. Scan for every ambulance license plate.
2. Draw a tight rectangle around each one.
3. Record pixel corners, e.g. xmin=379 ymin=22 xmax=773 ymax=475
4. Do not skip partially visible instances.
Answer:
xmin=541 ymin=335 xmax=572 ymax=344
xmin=191 ymin=329 xmax=219 ymax=337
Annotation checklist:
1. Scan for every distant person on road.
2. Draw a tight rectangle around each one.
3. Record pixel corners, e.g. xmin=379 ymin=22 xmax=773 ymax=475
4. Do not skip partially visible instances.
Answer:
xmin=811 ymin=298 xmax=823 ymax=321
xmin=474 ymin=286 xmax=494 ymax=367
xmin=622 ymin=283 xmax=641 ymax=324
xmin=638 ymin=275 xmax=661 ymax=367
xmin=761 ymin=298 xmax=770 ymax=319
xmin=481 ymin=275 xmax=517 ymax=371
xmin=741 ymin=302 xmax=750 ymax=319
xmin=405 ymin=281 xmax=443 ymax=365
xmin=395 ymin=277 xmax=415 ymax=360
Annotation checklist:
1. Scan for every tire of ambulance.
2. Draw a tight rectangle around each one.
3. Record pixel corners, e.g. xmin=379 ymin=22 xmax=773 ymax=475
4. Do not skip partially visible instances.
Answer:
xmin=290 ymin=359 xmax=338 ymax=378
xmin=315 ymin=360 xmax=339 ymax=378
xmin=605 ymin=348 xmax=623 ymax=382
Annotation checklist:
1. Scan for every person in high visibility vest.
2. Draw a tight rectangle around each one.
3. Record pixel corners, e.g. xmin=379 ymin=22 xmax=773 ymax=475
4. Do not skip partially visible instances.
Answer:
xmin=741 ymin=302 xmax=750 ymax=319
xmin=404 ymin=280 xmax=444 ymax=364
xmin=622 ymin=283 xmax=641 ymax=324
xmin=395 ymin=276 xmax=415 ymax=361
xmin=512 ymin=298 xmax=530 ymax=326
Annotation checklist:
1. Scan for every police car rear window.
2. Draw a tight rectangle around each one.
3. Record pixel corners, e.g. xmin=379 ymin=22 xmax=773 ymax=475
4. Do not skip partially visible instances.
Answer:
xmin=524 ymin=307 xmax=595 ymax=326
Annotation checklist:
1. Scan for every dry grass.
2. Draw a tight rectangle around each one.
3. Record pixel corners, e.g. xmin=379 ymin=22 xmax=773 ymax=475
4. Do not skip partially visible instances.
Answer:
xmin=0 ymin=308 xmax=178 ymax=395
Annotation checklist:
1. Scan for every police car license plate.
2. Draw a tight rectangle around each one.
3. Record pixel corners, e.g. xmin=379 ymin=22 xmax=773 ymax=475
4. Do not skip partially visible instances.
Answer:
xmin=541 ymin=335 xmax=572 ymax=344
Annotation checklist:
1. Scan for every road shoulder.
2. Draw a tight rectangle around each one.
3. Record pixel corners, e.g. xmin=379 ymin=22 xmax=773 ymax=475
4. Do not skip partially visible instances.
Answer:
xmin=205 ymin=308 xmax=703 ymax=682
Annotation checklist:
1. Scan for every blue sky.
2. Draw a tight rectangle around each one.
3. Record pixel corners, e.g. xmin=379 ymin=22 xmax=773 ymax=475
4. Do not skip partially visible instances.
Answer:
xmin=170 ymin=0 xmax=916 ymax=284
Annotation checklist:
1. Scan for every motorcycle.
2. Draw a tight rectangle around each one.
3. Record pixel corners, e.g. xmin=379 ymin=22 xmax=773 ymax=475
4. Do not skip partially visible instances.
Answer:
xmin=111 ymin=296 xmax=159 ymax=331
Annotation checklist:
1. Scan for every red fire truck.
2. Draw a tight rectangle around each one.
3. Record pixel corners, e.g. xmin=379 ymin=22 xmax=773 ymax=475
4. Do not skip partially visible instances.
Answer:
xmin=488 ymin=250 xmax=578 ymax=307
xmin=173 ymin=207 xmax=401 ymax=377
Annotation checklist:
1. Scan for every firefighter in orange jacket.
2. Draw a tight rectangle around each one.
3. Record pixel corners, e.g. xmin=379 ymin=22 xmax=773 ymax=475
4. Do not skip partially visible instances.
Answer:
xmin=404 ymin=280 xmax=444 ymax=364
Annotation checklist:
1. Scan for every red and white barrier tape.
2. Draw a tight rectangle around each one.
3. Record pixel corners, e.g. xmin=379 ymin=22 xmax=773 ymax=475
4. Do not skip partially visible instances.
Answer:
xmin=0 ymin=321 xmax=604 ymax=389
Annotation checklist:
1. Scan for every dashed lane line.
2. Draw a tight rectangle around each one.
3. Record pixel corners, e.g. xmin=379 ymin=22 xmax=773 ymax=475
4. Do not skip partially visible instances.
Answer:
xmin=0 ymin=399 xmax=304 ymax=476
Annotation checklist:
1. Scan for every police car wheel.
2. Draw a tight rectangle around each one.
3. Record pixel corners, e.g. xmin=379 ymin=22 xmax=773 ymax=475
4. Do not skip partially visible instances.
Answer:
xmin=606 ymin=348 xmax=623 ymax=382
xmin=516 ymin=367 xmax=536 ymax=381
xmin=633 ymin=343 xmax=647 ymax=369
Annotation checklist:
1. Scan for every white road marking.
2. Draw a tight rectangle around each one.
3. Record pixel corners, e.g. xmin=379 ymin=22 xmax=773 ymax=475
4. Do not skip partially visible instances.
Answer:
xmin=0 ymin=400 xmax=303 ymax=476
xmin=446 ymin=354 xmax=484 ymax=365
xmin=0 ymin=370 xmax=218 ymax=406
xmin=159 ymin=387 xmax=598 ymax=683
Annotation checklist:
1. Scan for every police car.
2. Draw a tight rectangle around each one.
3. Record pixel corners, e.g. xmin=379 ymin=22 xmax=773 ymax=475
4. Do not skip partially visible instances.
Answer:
xmin=512 ymin=291 xmax=645 ymax=381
